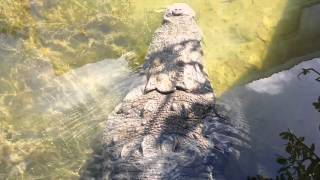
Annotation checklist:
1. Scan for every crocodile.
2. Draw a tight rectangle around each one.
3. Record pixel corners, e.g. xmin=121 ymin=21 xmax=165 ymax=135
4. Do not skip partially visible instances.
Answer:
xmin=81 ymin=3 xmax=247 ymax=180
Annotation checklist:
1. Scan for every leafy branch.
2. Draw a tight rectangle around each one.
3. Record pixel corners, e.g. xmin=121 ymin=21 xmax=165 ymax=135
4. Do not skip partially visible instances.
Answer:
xmin=249 ymin=67 xmax=320 ymax=180
xmin=298 ymin=68 xmax=320 ymax=112
xmin=297 ymin=68 xmax=320 ymax=82
xmin=275 ymin=67 xmax=320 ymax=180
xmin=276 ymin=130 xmax=320 ymax=180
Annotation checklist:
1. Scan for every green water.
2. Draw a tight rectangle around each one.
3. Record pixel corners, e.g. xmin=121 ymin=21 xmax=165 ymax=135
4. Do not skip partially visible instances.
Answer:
xmin=1 ymin=0 xmax=320 ymax=179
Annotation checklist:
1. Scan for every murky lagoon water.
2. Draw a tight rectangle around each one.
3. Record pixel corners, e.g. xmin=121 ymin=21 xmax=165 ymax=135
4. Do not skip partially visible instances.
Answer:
xmin=1 ymin=0 xmax=320 ymax=179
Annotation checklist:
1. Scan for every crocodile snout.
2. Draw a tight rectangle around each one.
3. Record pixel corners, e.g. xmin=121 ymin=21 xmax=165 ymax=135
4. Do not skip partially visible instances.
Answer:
xmin=172 ymin=8 xmax=183 ymax=16
xmin=165 ymin=3 xmax=195 ymax=17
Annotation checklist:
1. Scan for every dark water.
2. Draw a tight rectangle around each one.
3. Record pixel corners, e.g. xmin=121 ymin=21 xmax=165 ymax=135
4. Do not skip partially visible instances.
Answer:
xmin=218 ymin=58 xmax=320 ymax=177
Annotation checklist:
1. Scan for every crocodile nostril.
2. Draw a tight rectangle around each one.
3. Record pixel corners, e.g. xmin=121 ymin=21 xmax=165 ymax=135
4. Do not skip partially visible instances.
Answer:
xmin=172 ymin=8 xmax=184 ymax=16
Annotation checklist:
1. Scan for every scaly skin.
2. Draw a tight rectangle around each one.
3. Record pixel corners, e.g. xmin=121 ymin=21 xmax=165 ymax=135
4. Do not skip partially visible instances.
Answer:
xmin=82 ymin=3 xmax=244 ymax=180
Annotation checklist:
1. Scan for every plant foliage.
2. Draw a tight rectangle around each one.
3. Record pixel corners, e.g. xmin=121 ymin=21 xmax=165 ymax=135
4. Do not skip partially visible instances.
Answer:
xmin=250 ymin=67 xmax=320 ymax=180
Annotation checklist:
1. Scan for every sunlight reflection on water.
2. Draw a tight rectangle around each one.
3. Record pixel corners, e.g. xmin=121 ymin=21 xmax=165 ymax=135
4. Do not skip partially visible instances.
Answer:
xmin=219 ymin=58 xmax=320 ymax=177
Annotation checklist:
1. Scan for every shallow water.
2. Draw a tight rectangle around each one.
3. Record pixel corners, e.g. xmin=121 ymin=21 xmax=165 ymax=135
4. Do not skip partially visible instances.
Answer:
xmin=0 ymin=0 xmax=320 ymax=179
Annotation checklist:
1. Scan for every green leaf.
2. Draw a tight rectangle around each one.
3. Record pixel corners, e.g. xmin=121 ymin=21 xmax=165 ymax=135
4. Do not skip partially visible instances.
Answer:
xmin=311 ymin=144 xmax=315 ymax=152
xmin=313 ymin=97 xmax=320 ymax=112
xmin=280 ymin=132 xmax=290 ymax=140
xmin=286 ymin=145 xmax=292 ymax=153
xmin=302 ymin=68 xmax=310 ymax=75
xmin=277 ymin=157 xmax=288 ymax=165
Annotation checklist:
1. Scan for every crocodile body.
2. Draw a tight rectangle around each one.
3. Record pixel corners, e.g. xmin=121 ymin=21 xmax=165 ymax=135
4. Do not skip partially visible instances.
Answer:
xmin=83 ymin=4 xmax=245 ymax=180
